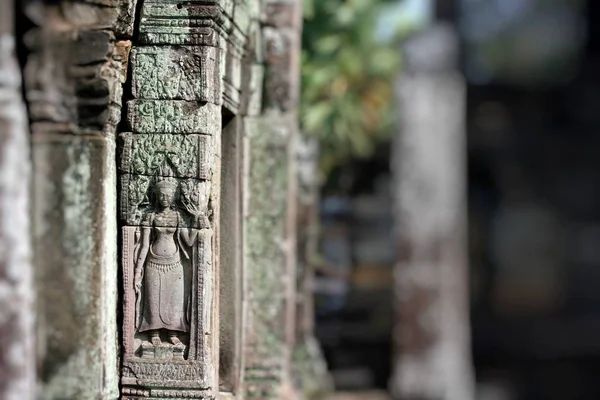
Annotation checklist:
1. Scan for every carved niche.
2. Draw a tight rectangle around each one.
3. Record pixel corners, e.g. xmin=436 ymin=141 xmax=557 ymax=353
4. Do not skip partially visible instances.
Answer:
xmin=120 ymin=138 xmax=214 ymax=395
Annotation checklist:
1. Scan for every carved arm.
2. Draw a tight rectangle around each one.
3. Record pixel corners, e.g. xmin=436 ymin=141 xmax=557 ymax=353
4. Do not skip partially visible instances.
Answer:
xmin=134 ymin=226 xmax=151 ymax=292
xmin=180 ymin=224 xmax=199 ymax=247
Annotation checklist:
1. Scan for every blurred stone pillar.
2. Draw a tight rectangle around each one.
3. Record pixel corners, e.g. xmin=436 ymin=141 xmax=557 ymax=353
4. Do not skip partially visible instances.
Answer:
xmin=242 ymin=0 xmax=303 ymax=398
xmin=23 ymin=1 xmax=134 ymax=397
xmin=0 ymin=1 xmax=35 ymax=399
xmin=292 ymin=134 xmax=332 ymax=398
xmin=390 ymin=24 xmax=475 ymax=400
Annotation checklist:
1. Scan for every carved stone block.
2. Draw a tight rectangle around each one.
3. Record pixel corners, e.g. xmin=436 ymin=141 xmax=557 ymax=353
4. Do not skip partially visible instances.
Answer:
xmin=56 ymin=0 xmax=140 ymax=38
xmin=131 ymin=46 xmax=220 ymax=104
xmin=120 ymin=133 xmax=214 ymax=180
xmin=122 ymin=387 xmax=212 ymax=400
xmin=25 ymin=28 xmax=127 ymax=134
xmin=120 ymin=174 xmax=211 ymax=227
xmin=127 ymin=100 xmax=220 ymax=135
xmin=138 ymin=1 xmax=221 ymax=46
xmin=121 ymin=226 xmax=213 ymax=393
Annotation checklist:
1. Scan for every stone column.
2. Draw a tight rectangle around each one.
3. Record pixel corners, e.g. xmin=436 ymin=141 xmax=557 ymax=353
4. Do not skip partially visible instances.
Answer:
xmin=118 ymin=1 xmax=225 ymax=398
xmin=23 ymin=1 xmax=134 ymax=397
xmin=119 ymin=1 xmax=264 ymax=399
xmin=242 ymin=1 xmax=303 ymax=399
xmin=292 ymin=135 xmax=332 ymax=399
xmin=0 ymin=1 xmax=35 ymax=399
xmin=390 ymin=24 xmax=475 ymax=400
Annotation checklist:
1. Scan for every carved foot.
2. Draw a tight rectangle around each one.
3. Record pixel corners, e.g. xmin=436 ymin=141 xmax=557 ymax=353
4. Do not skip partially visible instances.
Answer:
xmin=169 ymin=333 xmax=182 ymax=346
xmin=169 ymin=332 xmax=185 ymax=360
xmin=151 ymin=331 xmax=161 ymax=346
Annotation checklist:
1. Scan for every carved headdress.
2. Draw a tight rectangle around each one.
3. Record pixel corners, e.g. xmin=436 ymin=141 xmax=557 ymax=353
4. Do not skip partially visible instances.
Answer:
xmin=155 ymin=164 xmax=178 ymax=192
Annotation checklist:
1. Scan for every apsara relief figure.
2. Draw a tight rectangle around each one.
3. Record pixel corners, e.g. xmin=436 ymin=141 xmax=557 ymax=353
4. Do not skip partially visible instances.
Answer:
xmin=133 ymin=169 xmax=202 ymax=350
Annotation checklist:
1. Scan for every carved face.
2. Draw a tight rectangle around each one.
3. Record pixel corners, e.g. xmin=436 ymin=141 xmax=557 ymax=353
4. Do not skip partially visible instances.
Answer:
xmin=157 ymin=186 xmax=176 ymax=208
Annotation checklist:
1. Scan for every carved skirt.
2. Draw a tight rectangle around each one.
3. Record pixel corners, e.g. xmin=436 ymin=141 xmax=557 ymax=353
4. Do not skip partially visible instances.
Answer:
xmin=139 ymin=249 xmax=188 ymax=333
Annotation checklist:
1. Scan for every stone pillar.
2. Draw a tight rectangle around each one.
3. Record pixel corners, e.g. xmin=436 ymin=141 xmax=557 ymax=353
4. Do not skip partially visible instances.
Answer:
xmin=118 ymin=1 xmax=225 ymax=398
xmin=0 ymin=1 xmax=35 ymax=399
xmin=292 ymin=135 xmax=332 ymax=398
xmin=119 ymin=1 xmax=263 ymax=399
xmin=390 ymin=24 xmax=475 ymax=400
xmin=242 ymin=1 xmax=302 ymax=399
xmin=23 ymin=1 xmax=134 ymax=397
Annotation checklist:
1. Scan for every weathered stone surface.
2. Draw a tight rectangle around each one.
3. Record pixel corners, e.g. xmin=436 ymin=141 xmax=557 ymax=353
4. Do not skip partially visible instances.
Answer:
xmin=25 ymin=26 xmax=130 ymax=135
xmin=120 ymin=133 xmax=214 ymax=180
xmin=239 ymin=2 xmax=303 ymax=397
xmin=131 ymin=46 xmax=221 ymax=104
xmin=120 ymin=133 xmax=199 ymax=177
xmin=32 ymin=134 xmax=118 ymax=399
xmin=122 ymin=4 xmax=223 ymax=394
xmin=127 ymin=100 xmax=220 ymax=135
xmin=292 ymin=337 xmax=332 ymax=399
xmin=218 ymin=117 xmax=244 ymax=394
xmin=263 ymin=27 xmax=300 ymax=111
xmin=120 ymin=174 xmax=211 ymax=227
xmin=232 ymin=3 xmax=252 ymax=35
xmin=221 ymin=28 xmax=248 ymax=113
xmin=243 ymin=115 xmax=292 ymax=399
xmin=53 ymin=0 xmax=140 ymax=37
xmin=0 ymin=7 xmax=36 ymax=398
xmin=291 ymin=134 xmax=333 ymax=398
xmin=121 ymin=225 xmax=213 ymax=393
xmin=222 ymin=48 xmax=243 ymax=104
xmin=391 ymin=24 xmax=474 ymax=400
xmin=23 ymin=2 xmax=131 ymax=398
xmin=138 ymin=1 xmax=221 ymax=46
xmin=245 ymin=64 xmax=264 ymax=116
xmin=122 ymin=387 xmax=213 ymax=400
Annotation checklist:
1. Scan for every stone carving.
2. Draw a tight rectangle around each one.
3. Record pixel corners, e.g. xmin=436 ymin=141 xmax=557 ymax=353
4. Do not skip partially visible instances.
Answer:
xmin=121 ymin=223 xmax=213 ymax=391
xmin=132 ymin=172 xmax=203 ymax=355
xmin=127 ymin=101 xmax=220 ymax=135
xmin=120 ymin=133 xmax=214 ymax=180
xmin=119 ymin=0 xmax=238 ymax=396
xmin=120 ymin=171 xmax=214 ymax=392
xmin=131 ymin=46 xmax=220 ymax=103
xmin=122 ymin=386 xmax=212 ymax=399
xmin=121 ymin=133 xmax=199 ymax=177
xmin=137 ymin=1 xmax=246 ymax=47
xmin=121 ymin=174 xmax=210 ymax=227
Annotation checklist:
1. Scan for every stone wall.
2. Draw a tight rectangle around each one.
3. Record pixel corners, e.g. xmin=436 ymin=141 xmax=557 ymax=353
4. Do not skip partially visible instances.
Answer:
xmin=14 ymin=0 xmax=314 ymax=399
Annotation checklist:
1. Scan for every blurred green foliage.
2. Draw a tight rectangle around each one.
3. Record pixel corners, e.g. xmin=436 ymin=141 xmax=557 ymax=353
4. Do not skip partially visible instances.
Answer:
xmin=301 ymin=0 xmax=403 ymax=174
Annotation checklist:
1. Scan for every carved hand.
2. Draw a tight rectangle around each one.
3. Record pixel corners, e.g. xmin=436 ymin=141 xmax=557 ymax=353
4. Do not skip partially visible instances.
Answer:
xmin=184 ymin=202 xmax=203 ymax=223
xmin=134 ymin=268 xmax=143 ymax=292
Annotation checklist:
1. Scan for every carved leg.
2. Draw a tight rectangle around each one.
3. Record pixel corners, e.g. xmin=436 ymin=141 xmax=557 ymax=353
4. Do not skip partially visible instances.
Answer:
xmin=151 ymin=330 xmax=161 ymax=346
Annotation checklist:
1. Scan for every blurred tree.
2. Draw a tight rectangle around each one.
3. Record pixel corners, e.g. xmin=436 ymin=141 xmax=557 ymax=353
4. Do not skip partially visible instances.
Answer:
xmin=301 ymin=0 xmax=402 ymax=174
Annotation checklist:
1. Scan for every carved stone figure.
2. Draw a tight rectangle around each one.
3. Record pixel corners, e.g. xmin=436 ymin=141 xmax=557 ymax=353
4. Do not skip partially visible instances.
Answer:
xmin=133 ymin=171 xmax=202 ymax=353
